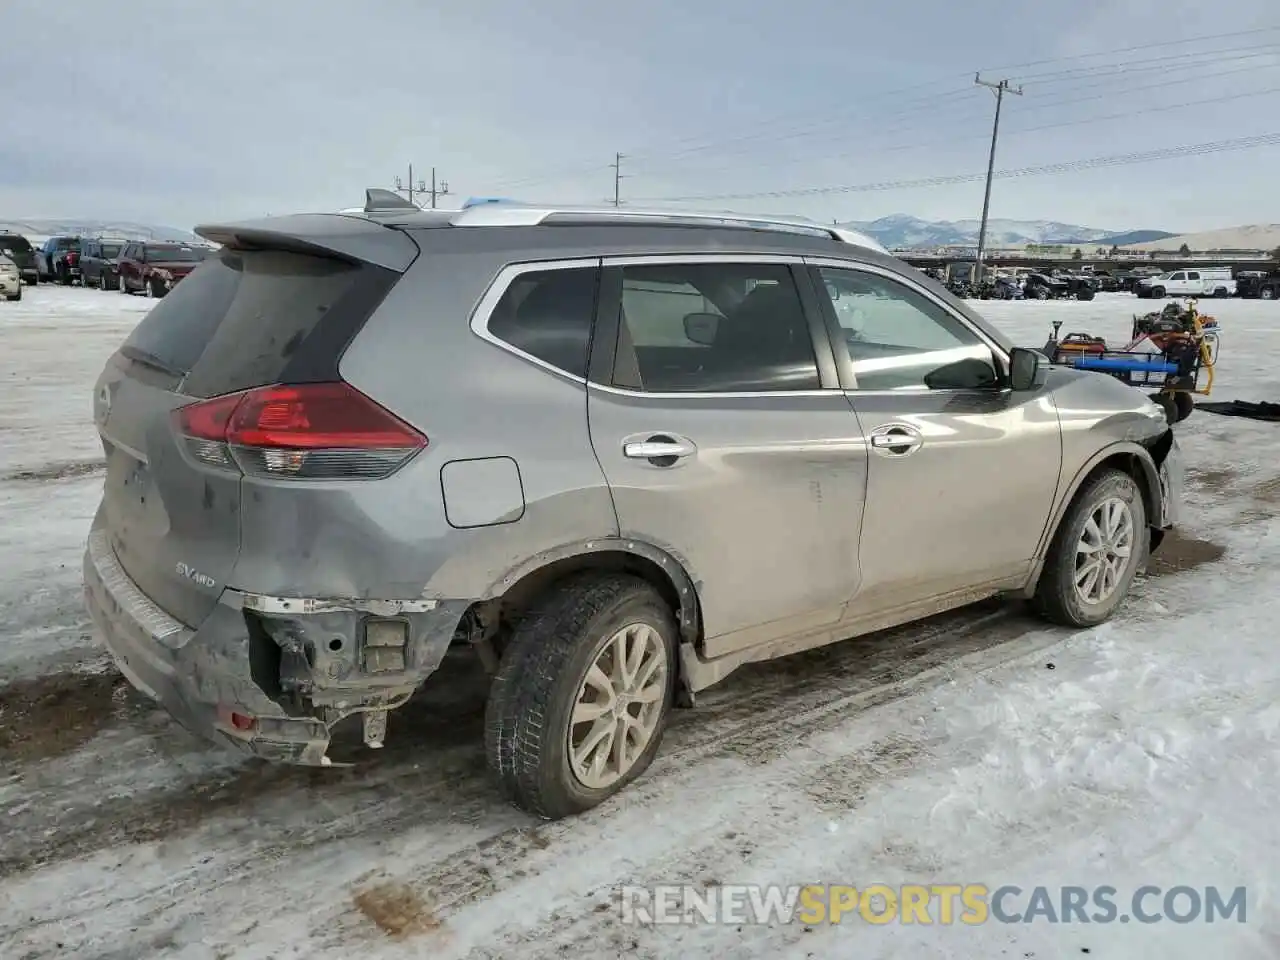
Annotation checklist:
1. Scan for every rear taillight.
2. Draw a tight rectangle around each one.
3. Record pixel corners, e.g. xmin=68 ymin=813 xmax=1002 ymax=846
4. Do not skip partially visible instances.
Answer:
xmin=173 ymin=382 xmax=426 ymax=480
xmin=66 ymin=252 xmax=80 ymax=265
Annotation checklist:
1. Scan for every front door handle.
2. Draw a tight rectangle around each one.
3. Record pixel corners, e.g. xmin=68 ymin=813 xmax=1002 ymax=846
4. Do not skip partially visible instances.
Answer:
xmin=623 ymin=434 xmax=697 ymax=466
xmin=869 ymin=425 xmax=923 ymax=457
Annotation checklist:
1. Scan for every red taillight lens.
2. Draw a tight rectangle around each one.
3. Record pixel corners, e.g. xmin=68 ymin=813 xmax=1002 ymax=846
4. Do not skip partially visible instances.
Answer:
xmin=174 ymin=382 xmax=426 ymax=480
xmin=67 ymin=252 xmax=80 ymax=264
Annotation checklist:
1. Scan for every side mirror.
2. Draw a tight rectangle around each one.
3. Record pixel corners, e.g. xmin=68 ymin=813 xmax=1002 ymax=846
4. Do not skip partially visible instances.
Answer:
xmin=1009 ymin=347 xmax=1048 ymax=391
xmin=923 ymin=357 xmax=1001 ymax=390
xmin=683 ymin=312 xmax=720 ymax=346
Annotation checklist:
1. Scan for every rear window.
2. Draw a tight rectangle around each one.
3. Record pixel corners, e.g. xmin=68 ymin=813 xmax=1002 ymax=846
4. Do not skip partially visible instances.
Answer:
xmin=0 ymin=235 xmax=33 ymax=255
xmin=144 ymin=245 xmax=206 ymax=263
xmin=121 ymin=248 xmax=394 ymax=397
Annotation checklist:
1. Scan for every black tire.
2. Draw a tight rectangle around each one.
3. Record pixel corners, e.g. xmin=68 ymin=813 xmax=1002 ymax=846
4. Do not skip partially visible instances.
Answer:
xmin=1151 ymin=392 xmax=1177 ymax=425
xmin=1173 ymin=391 xmax=1195 ymax=422
xmin=5 ymin=290 xmax=19 ymax=302
xmin=57 ymin=263 xmax=72 ymax=286
xmin=1033 ymin=469 xmax=1148 ymax=628
xmin=485 ymin=573 xmax=678 ymax=820
xmin=1077 ymin=287 xmax=1095 ymax=301
xmin=1213 ymin=287 xmax=1228 ymax=298
xmin=1261 ymin=286 xmax=1276 ymax=301
xmin=1150 ymin=286 xmax=1165 ymax=298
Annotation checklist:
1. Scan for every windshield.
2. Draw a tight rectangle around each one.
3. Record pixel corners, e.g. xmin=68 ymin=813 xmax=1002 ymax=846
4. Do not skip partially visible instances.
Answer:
xmin=144 ymin=245 xmax=207 ymax=263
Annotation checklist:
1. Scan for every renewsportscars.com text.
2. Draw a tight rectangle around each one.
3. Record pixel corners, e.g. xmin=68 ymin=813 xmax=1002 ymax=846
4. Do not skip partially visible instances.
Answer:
xmin=620 ymin=883 xmax=1247 ymax=926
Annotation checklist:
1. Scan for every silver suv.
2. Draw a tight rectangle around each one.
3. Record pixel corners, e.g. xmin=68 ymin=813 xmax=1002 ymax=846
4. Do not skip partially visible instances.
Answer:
xmin=84 ymin=193 xmax=1183 ymax=818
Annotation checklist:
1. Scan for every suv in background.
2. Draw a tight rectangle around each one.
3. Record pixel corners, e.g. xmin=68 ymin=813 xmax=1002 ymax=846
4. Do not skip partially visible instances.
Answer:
xmin=80 ymin=238 xmax=129 ymax=290
xmin=38 ymin=235 xmax=83 ymax=284
xmin=84 ymin=193 xmax=1183 ymax=819
xmin=117 ymin=241 xmax=211 ymax=297
xmin=0 ymin=233 xmax=39 ymax=285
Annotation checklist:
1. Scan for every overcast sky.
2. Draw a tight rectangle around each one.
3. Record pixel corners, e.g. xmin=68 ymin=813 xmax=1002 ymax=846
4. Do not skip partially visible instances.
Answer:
xmin=3 ymin=0 xmax=1278 ymax=233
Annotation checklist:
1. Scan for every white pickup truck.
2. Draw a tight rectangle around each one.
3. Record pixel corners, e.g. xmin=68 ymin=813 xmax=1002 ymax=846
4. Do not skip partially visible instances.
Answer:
xmin=1134 ymin=268 xmax=1234 ymax=299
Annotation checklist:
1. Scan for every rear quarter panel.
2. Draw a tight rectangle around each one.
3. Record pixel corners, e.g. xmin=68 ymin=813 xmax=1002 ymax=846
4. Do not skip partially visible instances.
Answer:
xmin=230 ymin=245 xmax=619 ymax=602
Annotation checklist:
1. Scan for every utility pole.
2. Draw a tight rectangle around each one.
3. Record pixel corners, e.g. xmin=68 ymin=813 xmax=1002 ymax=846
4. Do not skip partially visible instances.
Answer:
xmin=610 ymin=152 xmax=626 ymax=207
xmin=973 ymin=74 xmax=1023 ymax=282
xmin=393 ymin=164 xmax=449 ymax=208
xmin=426 ymin=167 xmax=450 ymax=209
xmin=393 ymin=164 xmax=426 ymax=207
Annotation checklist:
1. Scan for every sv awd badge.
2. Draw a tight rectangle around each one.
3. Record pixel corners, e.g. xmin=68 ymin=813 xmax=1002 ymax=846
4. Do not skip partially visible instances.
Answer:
xmin=176 ymin=562 xmax=217 ymax=590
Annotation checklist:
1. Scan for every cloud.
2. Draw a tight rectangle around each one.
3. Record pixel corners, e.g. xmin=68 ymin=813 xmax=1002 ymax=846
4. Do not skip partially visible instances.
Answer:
xmin=2 ymin=0 xmax=1278 ymax=232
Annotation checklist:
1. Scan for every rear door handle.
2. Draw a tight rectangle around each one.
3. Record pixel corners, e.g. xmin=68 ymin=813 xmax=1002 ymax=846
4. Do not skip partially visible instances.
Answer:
xmin=623 ymin=434 xmax=697 ymax=465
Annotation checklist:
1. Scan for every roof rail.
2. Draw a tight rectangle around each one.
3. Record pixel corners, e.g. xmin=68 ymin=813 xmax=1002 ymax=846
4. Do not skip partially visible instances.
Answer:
xmin=446 ymin=203 xmax=887 ymax=253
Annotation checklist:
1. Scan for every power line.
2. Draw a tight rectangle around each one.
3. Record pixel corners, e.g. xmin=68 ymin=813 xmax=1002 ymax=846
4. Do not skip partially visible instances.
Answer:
xmin=631 ymin=132 xmax=1280 ymax=204
xmin=640 ymin=64 xmax=1280 ymax=184
xmin=978 ymin=25 xmax=1280 ymax=74
xmin=630 ymin=50 xmax=1280 ymax=176
xmin=485 ymin=29 xmax=1280 ymax=192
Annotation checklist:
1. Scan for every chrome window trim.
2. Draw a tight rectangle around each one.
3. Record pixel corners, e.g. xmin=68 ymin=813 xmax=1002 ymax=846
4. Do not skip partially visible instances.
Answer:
xmin=471 ymin=253 xmax=843 ymax=398
xmin=467 ymin=257 xmax=601 ymax=385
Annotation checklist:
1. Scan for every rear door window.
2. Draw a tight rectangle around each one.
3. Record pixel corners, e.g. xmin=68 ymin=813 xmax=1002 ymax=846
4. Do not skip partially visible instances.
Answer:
xmin=120 ymin=248 xmax=395 ymax=397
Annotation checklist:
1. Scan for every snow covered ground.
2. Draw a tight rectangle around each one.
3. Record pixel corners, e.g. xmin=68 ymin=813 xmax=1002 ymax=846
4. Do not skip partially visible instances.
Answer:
xmin=2 ymin=285 xmax=1280 ymax=959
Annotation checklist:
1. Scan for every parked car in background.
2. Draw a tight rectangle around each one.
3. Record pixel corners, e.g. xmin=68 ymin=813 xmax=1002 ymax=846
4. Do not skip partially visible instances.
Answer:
xmin=0 ymin=233 xmax=39 ymax=285
xmin=83 ymin=195 xmax=1184 ymax=818
xmin=1023 ymin=272 xmax=1069 ymax=299
xmin=1134 ymin=268 xmax=1234 ymax=299
xmin=117 ymin=241 xmax=212 ymax=297
xmin=0 ymin=254 xmax=21 ymax=301
xmin=80 ymin=238 xmax=129 ymax=290
xmin=1235 ymin=271 xmax=1280 ymax=300
xmin=37 ymin=235 xmax=83 ymax=284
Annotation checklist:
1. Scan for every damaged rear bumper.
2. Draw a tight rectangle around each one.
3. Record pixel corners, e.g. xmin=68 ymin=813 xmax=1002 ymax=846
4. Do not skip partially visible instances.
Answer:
xmin=83 ymin=527 xmax=469 ymax=765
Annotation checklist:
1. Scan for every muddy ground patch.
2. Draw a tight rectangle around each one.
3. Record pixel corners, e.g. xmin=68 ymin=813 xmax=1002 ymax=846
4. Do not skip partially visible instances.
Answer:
xmin=0 ymin=668 xmax=131 ymax=763
xmin=1145 ymin=531 xmax=1226 ymax=578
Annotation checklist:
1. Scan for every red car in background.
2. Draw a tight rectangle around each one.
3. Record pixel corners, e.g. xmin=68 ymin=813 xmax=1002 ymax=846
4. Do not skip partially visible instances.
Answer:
xmin=117 ymin=241 xmax=212 ymax=297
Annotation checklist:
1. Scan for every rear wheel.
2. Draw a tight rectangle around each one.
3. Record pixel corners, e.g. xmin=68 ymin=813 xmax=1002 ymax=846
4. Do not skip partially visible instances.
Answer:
xmin=485 ymin=573 xmax=677 ymax=819
xmin=1033 ymin=469 xmax=1148 ymax=628
xmin=1262 ymin=286 xmax=1276 ymax=301
xmin=1214 ymin=287 xmax=1228 ymax=298
xmin=5 ymin=288 xmax=19 ymax=302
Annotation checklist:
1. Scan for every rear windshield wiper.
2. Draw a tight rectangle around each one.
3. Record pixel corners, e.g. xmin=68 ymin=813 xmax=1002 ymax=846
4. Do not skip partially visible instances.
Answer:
xmin=120 ymin=344 xmax=185 ymax=378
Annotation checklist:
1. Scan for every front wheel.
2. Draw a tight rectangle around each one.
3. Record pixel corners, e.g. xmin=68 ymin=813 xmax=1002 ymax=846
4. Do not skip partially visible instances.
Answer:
xmin=485 ymin=574 xmax=677 ymax=819
xmin=1150 ymin=286 xmax=1166 ymax=298
xmin=1214 ymin=287 xmax=1229 ymax=298
xmin=1261 ymin=287 xmax=1276 ymax=301
xmin=1033 ymin=469 xmax=1148 ymax=628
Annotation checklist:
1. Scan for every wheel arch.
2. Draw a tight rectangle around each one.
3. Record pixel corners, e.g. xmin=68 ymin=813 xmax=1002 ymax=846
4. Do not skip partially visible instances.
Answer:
xmin=1021 ymin=441 xmax=1163 ymax=597
xmin=480 ymin=538 xmax=703 ymax=703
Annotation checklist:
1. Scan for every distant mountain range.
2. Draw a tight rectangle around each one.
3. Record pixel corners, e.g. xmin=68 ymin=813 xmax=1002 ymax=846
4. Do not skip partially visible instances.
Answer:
xmin=0 ymin=219 xmax=198 ymax=242
xmin=839 ymin=214 xmax=1176 ymax=250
